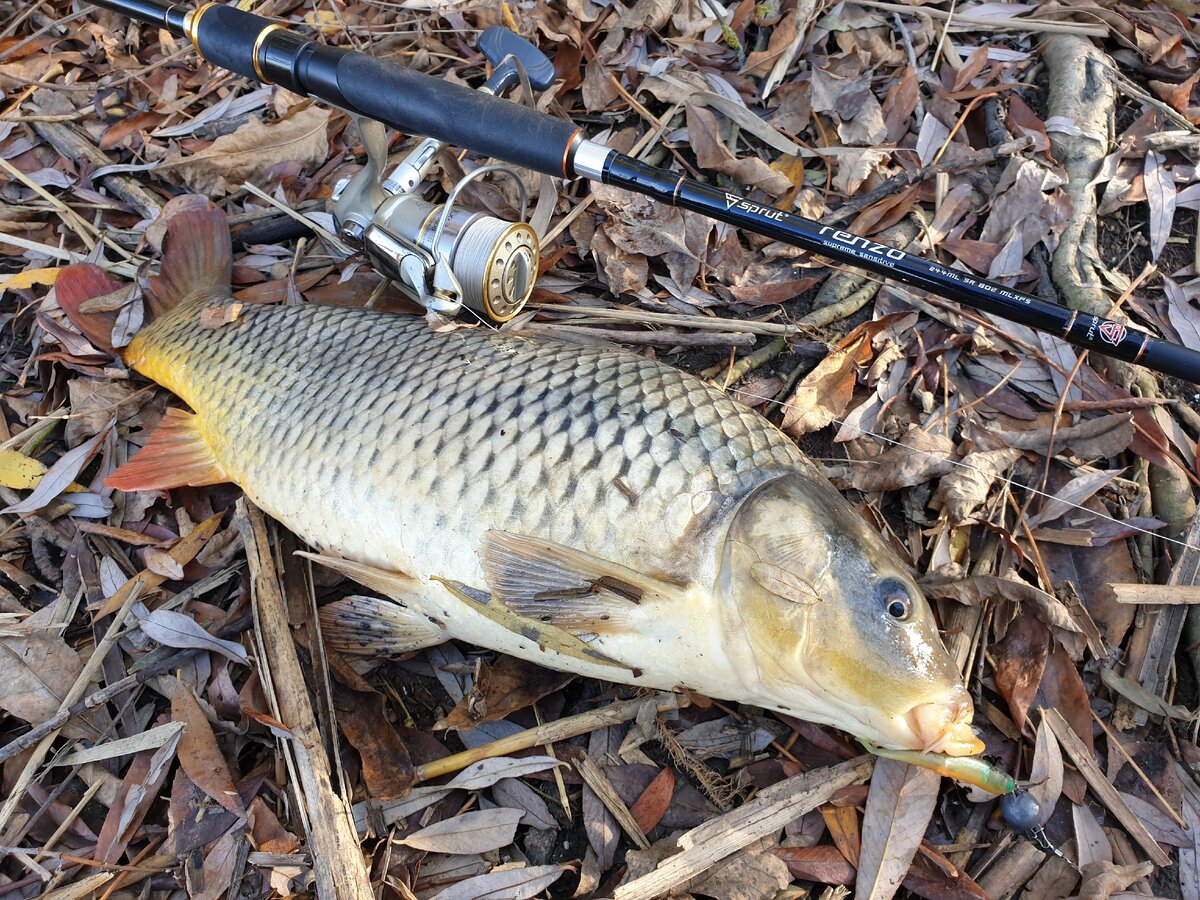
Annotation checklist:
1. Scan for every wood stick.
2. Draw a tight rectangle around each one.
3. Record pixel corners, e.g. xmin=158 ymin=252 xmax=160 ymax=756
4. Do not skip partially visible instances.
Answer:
xmin=529 ymin=303 xmax=805 ymax=337
xmin=1041 ymin=707 xmax=1171 ymax=867
xmin=236 ymin=501 xmax=374 ymax=900
xmin=30 ymin=119 xmax=163 ymax=220
xmin=415 ymin=692 xmax=686 ymax=783
xmin=613 ymin=757 xmax=873 ymax=900
xmin=1110 ymin=584 xmax=1200 ymax=605
xmin=574 ymin=753 xmax=650 ymax=850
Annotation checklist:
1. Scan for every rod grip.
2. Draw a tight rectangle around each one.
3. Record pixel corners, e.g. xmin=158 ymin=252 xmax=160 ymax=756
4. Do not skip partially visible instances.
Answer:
xmin=330 ymin=52 xmax=578 ymax=178
xmin=193 ymin=4 xmax=264 ymax=81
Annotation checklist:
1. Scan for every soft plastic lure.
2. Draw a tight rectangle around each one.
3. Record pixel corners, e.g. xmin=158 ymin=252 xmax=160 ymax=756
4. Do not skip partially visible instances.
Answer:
xmin=862 ymin=742 xmax=1016 ymax=794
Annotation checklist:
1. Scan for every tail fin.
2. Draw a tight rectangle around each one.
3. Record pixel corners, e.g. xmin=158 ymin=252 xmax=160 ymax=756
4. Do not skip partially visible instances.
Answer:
xmin=145 ymin=197 xmax=232 ymax=316
xmin=55 ymin=264 xmax=126 ymax=356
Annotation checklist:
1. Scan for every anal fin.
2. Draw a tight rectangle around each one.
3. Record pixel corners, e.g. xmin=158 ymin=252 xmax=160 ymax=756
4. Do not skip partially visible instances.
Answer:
xmin=319 ymin=595 xmax=447 ymax=657
xmin=480 ymin=530 xmax=686 ymax=633
xmin=107 ymin=407 xmax=229 ymax=491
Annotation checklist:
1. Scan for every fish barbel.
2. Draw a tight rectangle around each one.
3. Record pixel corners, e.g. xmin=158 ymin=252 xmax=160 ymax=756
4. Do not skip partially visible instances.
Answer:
xmin=58 ymin=200 xmax=983 ymax=757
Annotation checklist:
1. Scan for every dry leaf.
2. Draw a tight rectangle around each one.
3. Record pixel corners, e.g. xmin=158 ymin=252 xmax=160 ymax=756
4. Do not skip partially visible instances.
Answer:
xmin=399 ymin=808 xmax=523 ymax=854
xmin=143 ymin=547 xmax=185 ymax=580
xmin=157 ymin=106 xmax=330 ymax=194
xmin=199 ymin=302 xmax=245 ymax=328
xmin=856 ymin=758 xmax=940 ymax=900
xmin=0 ymin=448 xmax=48 ymax=490
xmin=770 ymin=845 xmax=855 ymax=885
xmin=1143 ymin=151 xmax=1176 ymax=261
xmin=841 ymin=428 xmax=956 ymax=492
xmin=934 ymin=447 xmax=1022 ymax=522
xmin=630 ymin=767 xmax=675 ymax=834
xmin=2 ymin=427 xmax=109 ymax=515
xmin=1029 ymin=717 xmax=1063 ymax=824
xmin=172 ymin=680 xmax=245 ymax=817
xmin=332 ymin=683 xmax=415 ymax=801
xmin=427 ymin=862 xmax=569 ymax=900
xmin=686 ymin=104 xmax=792 ymax=195
xmin=781 ymin=321 xmax=879 ymax=437
xmin=1068 ymin=859 xmax=1153 ymax=900
xmin=139 ymin=608 xmax=249 ymax=665
xmin=0 ymin=608 xmax=108 ymax=740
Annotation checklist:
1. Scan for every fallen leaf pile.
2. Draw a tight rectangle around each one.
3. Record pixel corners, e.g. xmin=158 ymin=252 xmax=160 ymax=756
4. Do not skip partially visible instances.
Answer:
xmin=0 ymin=0 xmax=1198 ymax=898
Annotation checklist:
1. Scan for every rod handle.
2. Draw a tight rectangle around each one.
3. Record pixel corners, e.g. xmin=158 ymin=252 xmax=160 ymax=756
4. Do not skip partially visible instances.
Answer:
xmin=192 ymin=4 xmax=580 ymax=179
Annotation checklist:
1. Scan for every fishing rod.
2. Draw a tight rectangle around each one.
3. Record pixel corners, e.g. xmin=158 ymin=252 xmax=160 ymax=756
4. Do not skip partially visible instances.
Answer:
xmin=84 ymin=0 xmax=1200 ymax=382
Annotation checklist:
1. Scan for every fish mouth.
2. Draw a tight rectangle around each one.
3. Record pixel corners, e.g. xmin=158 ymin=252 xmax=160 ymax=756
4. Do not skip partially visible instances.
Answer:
xmin=901 ymin=692 xmax=984 ymax=757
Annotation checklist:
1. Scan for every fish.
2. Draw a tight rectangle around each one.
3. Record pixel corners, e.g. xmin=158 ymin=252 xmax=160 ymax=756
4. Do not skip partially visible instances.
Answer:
xmin=56 ymin=198 xmax=984 ymax=758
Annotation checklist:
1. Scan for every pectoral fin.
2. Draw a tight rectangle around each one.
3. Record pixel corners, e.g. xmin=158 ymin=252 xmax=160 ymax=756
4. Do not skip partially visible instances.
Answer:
xmin=432 ymin=577 xmax=635 ymax=675
xmin=319 ymin=595 xmax=447 ymax=657
xmin=106 ymin=408 xmax=229 ymax=491
xmin=479 ymin=530 xmax=685 ymax=633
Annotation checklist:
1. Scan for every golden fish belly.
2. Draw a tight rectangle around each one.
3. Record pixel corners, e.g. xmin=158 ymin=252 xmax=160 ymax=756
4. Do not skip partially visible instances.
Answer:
xmin=132 ymin=301 xmax=815 ymax=690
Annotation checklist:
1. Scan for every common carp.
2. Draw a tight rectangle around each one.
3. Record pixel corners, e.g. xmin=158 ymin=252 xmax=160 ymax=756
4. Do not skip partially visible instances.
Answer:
xmin=57 ymin=199 xmax=983 ymax=758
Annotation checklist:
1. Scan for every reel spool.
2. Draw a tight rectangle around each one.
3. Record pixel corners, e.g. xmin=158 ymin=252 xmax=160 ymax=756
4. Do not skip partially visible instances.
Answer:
xmin=331 ymin=27 xmax=553 ymax=322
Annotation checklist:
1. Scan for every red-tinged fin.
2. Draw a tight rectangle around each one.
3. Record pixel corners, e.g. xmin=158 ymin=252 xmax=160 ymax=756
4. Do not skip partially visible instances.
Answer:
xmin=145 ymin=200 xmax=232 ymax=317
xmin=54 ymin=263 xmax=125 ymax=356
xmin=106 ymin=407 xmax=229 ymax=491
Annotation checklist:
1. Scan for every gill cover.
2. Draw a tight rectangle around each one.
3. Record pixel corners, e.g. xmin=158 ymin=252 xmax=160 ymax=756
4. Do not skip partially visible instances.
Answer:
xmin=719 ymin=474 xmax=979 ymax=753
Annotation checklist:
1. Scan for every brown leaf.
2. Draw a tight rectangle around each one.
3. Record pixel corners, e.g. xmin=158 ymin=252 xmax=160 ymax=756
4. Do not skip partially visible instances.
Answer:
xmin=771 ymin=845 xmax=856 ymax=885
xmin=143 ymin=546 xmax=185 ymax=580
xmin=435 ymin=655 xmax=573 ymax=730
xmin=781 ymin=319 xmax=881 ymax=437
xmin=630 ymin=767 xmax=675 ymax=833
xmin=247 ymin=796 xmax=300 ymax=853
xmin=903 ymin=845 xmax=990 ymax=900
xmin=1028 ymin=717 xmax=1063 ymax=825
xmin=1150 ymin=68 xmax=1200 ymax=124
xmin=686 ymin=845 xmax=793 ymax=899
xmin=1069 ymin=859 xmax=1154 ymax=900
xmin=426 ymin=862 xmax=569 ymax=900
xmin=821 ymin=802 xmax=861 ymax=865
xmin=841 ymin=428 xmax=956 ymax=492
xmin=993 ymin=414 xmax=1135 ymax=461
xmin=157 ymin=105 xmax=330 ymax=194
xmin=0 ymin=605 xmax=113 ymax=741
xmin=332 ymin=683 xmax=415 ymax=800
xmin=934 ymin=447 xmax=1022 ymax=523
xmin=686 ymin=104 xmax=792 ymax=195
xmin=993 ymin=605 xmax=1049 ymax=734
xmin=857 ymin=758 xmax=941 ymax=900
xmin=172 ymin=680 xmax=245 ymax=817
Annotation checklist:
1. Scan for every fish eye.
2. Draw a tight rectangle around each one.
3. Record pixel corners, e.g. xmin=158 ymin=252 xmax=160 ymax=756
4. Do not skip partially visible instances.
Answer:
xmin=879 ymin=578 xmax=912 ymax=621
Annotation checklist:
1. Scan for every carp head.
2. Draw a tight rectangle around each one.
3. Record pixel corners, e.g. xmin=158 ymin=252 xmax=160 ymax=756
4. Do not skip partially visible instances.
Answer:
xmin=718 ymin=474 xmax=983 ymax=756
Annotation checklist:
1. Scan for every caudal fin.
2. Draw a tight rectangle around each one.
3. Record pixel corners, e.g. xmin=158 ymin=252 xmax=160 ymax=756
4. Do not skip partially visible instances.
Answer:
xmin=145 ymin=197 xmax=232 ymax=316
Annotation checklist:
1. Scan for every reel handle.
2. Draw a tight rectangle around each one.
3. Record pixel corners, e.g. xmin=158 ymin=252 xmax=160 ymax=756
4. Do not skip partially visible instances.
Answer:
xmin=479 ymin=26 xmax=556 ymax=91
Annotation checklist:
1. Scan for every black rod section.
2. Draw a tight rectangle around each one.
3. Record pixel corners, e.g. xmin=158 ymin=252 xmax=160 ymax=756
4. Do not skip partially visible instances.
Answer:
xmin=600 ymin=153 xmax=1200 ymax=383
xmin=83 ymin=0 xmax=1200 ymax=383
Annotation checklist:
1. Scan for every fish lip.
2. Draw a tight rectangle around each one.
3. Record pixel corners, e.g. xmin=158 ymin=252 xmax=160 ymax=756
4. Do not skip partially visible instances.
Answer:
xmin=901 ymin=693 xmax=985 ymax=757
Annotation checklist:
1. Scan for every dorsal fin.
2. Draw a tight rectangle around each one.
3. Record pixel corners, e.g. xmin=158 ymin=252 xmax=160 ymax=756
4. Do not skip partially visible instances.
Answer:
xmin=145 ymin=198 xmax=232 ymax=316
xmin=54 ymin=263 xmax=126 ymax=356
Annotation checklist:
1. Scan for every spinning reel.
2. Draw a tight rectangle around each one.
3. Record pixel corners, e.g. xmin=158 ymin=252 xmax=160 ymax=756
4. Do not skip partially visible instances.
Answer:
xmin=331 ymin=28 xmax=555 ymax=321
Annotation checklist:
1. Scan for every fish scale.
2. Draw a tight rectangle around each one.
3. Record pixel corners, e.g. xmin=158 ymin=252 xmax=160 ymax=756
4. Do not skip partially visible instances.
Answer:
xmin=134 ymin=300 xmax=808 ymax=587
